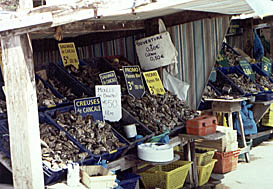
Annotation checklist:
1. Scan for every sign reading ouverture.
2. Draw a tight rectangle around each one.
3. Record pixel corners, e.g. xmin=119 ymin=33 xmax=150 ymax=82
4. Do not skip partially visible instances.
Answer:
xmin=58 ymin=42 xmax=79 ymax=69
xmin=74 ymin=97 xmax=103 ymax=121
xmin=135 ymin=32 xmax=177 ymax=70
xmin=123 ymin=66 xmax=145 ymax=98
xmin=96 ymin=85 xmax=121 ymax=122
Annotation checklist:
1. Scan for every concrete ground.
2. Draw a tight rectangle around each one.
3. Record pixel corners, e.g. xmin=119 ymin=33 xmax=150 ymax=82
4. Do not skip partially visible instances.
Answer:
xmin=215 ymin=138 xmax=273 ymax=189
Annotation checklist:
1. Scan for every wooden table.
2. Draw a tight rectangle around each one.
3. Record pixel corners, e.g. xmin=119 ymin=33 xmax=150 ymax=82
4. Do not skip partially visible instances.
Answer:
xmin=204 ymin=98 xmax=250 ymax=163
xmin=179 ymin=132 xmax=225 ymax=188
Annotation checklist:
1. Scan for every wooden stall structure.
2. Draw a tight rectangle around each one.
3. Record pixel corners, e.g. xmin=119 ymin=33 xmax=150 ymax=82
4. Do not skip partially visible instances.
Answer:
xmin=0 ymin=0 xmax=265 ymax=188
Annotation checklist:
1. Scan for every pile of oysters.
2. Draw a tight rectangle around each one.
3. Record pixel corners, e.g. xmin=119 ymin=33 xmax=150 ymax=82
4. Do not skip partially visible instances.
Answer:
xmin=202 ymin=85 xmax=218 ymax=98
xmin=0 ymin=99 xmax=6 ymax=114
xmin=36 ymin=79 xmax=66 ymax=107
xmin=228 ymin=73 xmax=260 ymax=93
xmin=122 ymin=92 xmax=199 ymax=135
xmin=54 ymin=110 xmax=125 ymax=155
xmin=254 ymin=73 xmax=273 ymax=90
xmin=40 ymin=123 xmax=90 ymax=170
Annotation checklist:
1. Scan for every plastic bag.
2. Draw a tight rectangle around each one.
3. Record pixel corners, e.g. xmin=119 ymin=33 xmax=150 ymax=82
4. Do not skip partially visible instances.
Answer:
xmin=233 ymin=101 xmax=257 ymax=135
xmin=253 ymin=29 xmax=264 ymax=60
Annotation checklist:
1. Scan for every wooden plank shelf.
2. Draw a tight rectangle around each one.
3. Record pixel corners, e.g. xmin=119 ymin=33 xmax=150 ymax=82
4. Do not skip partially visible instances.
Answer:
xmin=246 ymin=128 xmax=273 ymax=140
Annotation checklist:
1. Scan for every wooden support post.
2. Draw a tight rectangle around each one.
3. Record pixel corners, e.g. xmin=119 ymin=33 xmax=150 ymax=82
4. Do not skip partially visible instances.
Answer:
xmin=237 ymin=111 xmax=250 ymax=163
xmin=270 ymin=25 xmax=273 ymax=60
xmin=1 ymin=34 xmax=44 ymax=188
xmin=242 ymin=19 xmax=253 ymax=57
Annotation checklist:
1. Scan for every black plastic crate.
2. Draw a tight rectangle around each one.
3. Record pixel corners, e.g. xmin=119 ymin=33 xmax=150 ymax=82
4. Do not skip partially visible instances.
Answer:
xmin=110 ymin=108 xmax=154 ymax=149
xmin=44 ymin=105 xmax=129 ymax=163
xmin=118 ymin=172 xmax=141 ymax=189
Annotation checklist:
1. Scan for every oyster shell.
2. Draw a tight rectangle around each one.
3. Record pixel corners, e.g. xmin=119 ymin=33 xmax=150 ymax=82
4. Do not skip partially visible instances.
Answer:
xmin=228 ymin=73 xmax=260 ymax=93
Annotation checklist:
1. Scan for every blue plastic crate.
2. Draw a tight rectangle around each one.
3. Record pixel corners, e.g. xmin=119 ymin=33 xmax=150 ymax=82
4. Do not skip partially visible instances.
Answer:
xmin=222 ymin=42 xmax=241 ymax=56
xmin=118 ymin=173 xmax=141 ymax=189
xmin=36 ymin=74 xmax=70 ymax=111
xmin=44 ymin=105 xmax=129 ymax=163
xmin=0 ymin=114 xmax=93 ymax=185
xmin=219 ymin=66 xmax=263 ymax=96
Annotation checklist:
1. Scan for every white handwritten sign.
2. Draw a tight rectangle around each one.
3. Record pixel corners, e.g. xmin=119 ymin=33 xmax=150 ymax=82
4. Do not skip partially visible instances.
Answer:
xmin=135 ymin=32 xmax=177 ymax=70
xmin=95 ymin=85 xmax=122 ymax=122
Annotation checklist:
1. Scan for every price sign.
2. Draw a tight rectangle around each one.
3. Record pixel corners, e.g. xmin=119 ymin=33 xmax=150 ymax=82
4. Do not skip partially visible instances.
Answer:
xmin=209 ymin=68 xmax=217 ymax=82
xmin=239 ymin=60 xmax=255 ymax=81
xmin=123 ymin=66 xmax=145 ymax=98
xmin=74 ymin=97 xmax=103 ymax=121
xmin=96 ymin=85 xmax=121 ymax=122
xmin=58 ymin=42 xmax=79 ymax=69
xmin=216 ymin=52 xmax=229 ymax=67
xmin=135 ymin=32 xmax=177 ymax=70
xmin=143 ymin=70 xmax=165 ymax=95
xmin=261 ymin=56 xmax=272 ymax=76
xmin=99 ymin=71 xmax=118 ymax=85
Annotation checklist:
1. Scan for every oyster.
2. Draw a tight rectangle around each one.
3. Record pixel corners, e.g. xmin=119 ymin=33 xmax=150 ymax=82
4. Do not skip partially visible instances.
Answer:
xmin=254 ymin=72 xmax=273 ymax=90
xmin=0 ymin=99 xmax=7 ymax=114
xmin=40 ymin=123 xmax=90 ymax=169
xmin=122 ymin=91 xmax=199 ymax=135
xmin=202 ymin=85 xmax=218 ymax=98
xmin=36 ymin=79 xmax=66 ymax=107
xmin=53 ymin=110 xmax=125 ymax=155
xmin=228 ymin=73 xmax=260 ymax=93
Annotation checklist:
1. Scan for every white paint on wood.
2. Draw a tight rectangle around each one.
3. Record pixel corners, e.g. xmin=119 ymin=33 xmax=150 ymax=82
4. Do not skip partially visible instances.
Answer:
xmin=1 ymin=34 xmax=44 ymax=189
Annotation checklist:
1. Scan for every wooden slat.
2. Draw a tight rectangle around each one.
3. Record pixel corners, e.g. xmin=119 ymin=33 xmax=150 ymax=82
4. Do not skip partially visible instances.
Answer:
xmin=179 ymin=132 xmax=225 ymax=141
xmin=1 ymin=34 xmax=44 ymax=188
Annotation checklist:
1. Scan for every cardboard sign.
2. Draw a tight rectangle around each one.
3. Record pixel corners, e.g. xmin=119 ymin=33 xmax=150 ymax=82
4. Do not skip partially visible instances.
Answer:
xmin=209 ymin=68 xmax=217 ymax=82
xmin=123 ymin=66 xmax=145 ymax=98
xmin=216 ymin=52 xmax=229 ymax=67
xmin=135 ymin=32 xmax=177 ymax=70
xmin=96 ymin=85 xmax=122 ymax=122
xmin=143 ymin=70 xmax=165 ymax=95
xmin=74 ymin=97 xmax=103 ymax=121
xmin=99 ymin=71 xmax=118 ymax=85
xmin=239 ymin=60 xmax=255 ymax=81
xmin=58 ymin=42 xmax=79 ymax=69
xmin=261 ymin=56 xmax=272 ymax=76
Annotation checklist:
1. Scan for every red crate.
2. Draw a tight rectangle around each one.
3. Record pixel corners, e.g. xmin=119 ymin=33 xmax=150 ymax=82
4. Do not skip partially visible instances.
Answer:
xmin=213 ymin=149 xmax=240 ymax=174
xmin=186 ymin=124 xmax=216 ymax=136
xmin=186 ymin=115 xmax=217 ymax=128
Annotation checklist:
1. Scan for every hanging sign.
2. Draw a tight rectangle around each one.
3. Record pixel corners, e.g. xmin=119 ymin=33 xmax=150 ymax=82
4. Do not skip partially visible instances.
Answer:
xmin=135 ymin=32 xmax=177 ymax=70
xmin=123 ymin=66 xmax=145 ymax=98
xmin=95 ymin=85 xmax=122 ymax=122
xmin=74 ymin=97 xmax=103 ymax=121
xmin=99 ymin=71 xmax=118 ymax=85
xmin=143 ymin=70 xmax=165 ymax=95
xmin=209 ymin=68 xmax=217 ymax=82
xmin=58 ymin=42 xmax=79 ymax=69
xmin=239 ymin=60 xmax=255 ymax=81
xmin=261 ymin=56 xmax=272 ymax=76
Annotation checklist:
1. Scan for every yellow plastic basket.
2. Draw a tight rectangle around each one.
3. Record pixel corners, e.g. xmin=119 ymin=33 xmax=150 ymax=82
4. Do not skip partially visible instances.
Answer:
xmin=197 ymin=159 xmax=217 ymax=186
xmin=196 ymin=147 xmax=216 ymax=166
xmin=140 ymin=161 xmax=192 ymax=189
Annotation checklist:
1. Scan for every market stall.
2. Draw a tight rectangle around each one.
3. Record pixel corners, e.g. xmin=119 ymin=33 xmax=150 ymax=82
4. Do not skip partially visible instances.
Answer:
xmin=0 ymin=0 xmax=271 ymax=188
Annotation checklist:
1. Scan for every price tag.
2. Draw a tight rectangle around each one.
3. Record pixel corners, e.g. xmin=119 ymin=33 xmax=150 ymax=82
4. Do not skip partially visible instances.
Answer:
xmin=216 ymin=52 xmax=229 ymax=67
xmin=58 ymin=42 xmax=79 ymax=69
xmin=135 ymin=32 xmax=177 ymax=70
xmin=96 ymin=85 xmax=121 ymax=122
xmin=99 ymin=71 xmax=118 ymax=85
xmin=123 ymin=66 xmax=145 ymax=98
xmin=74 ymin=97 xmax=103 ymax=121
xmin=143 ymin=70 xmax=165 ymax=95
xmin=209 ymin=68 xmax=217 ymax=82
xmin=239 ymin=60 xmax=255 ymax=81
xmin=261 ymin=56 xmax=272 ymax=76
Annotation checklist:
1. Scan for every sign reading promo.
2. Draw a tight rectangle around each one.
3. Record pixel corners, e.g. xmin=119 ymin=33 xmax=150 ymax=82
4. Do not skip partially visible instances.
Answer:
xmin=58 ymin=42 xmax=79 ymax=69
xmin=135 ymin=32 xmax=177 ymax=70
xmin=123 ymin=66 xmax=145 ymax=98
xmin=261 ymin=56 xmax=272 ymax=76
xmin=74 ymin=97 xmax=103 ymax=121
xmin=99 ymin=71 xmax=118 ymax=85
xmin=239 ymin=60 xmax=255 ymax=81
xmin=143 ymin=70 xmax=165 ymax=95
xmin=96 ymin=85 xmax=122 ymax=122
